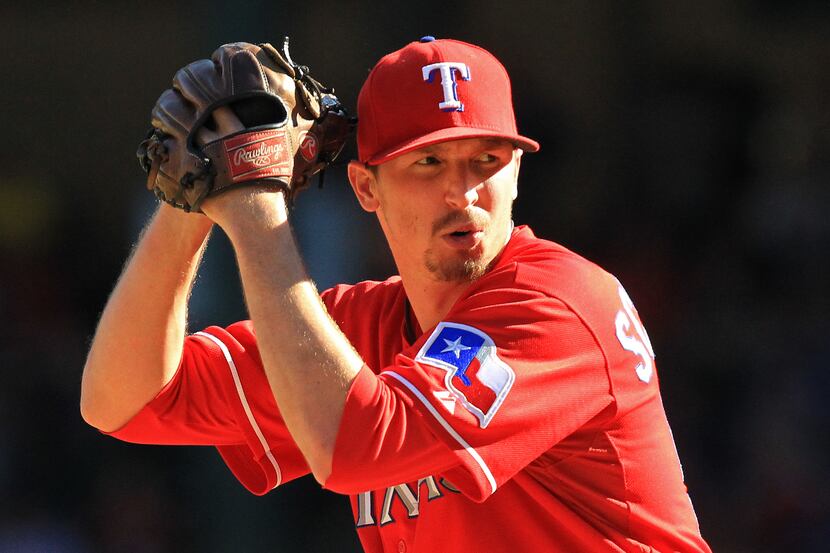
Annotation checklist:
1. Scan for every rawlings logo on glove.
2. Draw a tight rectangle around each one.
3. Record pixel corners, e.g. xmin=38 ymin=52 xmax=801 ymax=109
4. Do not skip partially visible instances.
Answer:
xmin=298 ymin=132 xmax=319 ymax=162
xmin=225 ymin=130 xmax=290 ymax=179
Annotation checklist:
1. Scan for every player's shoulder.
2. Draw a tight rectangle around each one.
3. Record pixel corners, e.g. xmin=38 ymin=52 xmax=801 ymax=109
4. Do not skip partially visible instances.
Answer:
xmin=501 ymin=225 xmax=617 ymax=300
xmin=188 ymin=320 xmax=261 ymax=360
xmin=321 ymin=275 xmax=406 ymax=315
xmin=484 ymin=225 xmax=633 ymax=336
xmin=208 ymin=319 xmax=258 ymax=348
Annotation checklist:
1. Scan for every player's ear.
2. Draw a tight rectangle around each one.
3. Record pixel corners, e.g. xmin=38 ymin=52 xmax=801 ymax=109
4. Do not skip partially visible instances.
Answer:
xmin=511 ymin=149 xmax=522 ymax=200
xmin=348 ymin=161 xmax=380 ymax=212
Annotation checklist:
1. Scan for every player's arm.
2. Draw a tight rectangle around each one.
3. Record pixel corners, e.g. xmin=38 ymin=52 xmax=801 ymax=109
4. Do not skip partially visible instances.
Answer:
xmin=200 ymin=187 xmax=364 ymax=484
xmin=80 ymin=203 xmax=213 ymax=432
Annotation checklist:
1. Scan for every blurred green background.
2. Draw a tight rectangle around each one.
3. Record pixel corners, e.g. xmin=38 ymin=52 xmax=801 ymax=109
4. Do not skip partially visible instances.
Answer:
xmin=0 ymin=1 xmax=828 ymax=551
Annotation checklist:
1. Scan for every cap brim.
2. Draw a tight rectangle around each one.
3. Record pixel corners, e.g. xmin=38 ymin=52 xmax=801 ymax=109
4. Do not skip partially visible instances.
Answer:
xmin=365 ymin=127 xmax=540 ymax=166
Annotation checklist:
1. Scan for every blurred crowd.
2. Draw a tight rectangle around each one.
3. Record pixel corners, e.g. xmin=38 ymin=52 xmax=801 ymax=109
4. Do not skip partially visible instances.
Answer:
xmin=0 ymin=1 xmax=827 ymax=551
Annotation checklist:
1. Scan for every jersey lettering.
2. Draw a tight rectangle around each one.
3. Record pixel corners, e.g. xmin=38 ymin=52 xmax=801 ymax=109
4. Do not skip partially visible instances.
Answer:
xmin=355 ymin=490 xmax=376 ymax=528
xmin=356 ymin=476 xmax=459 ymax=528
xmin=614 ymin=285 xmax=655 ymax=383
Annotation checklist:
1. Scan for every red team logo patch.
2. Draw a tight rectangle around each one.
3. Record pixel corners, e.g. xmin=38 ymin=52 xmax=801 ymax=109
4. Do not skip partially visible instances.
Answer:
xmin=223 ymin=129 xmax=291 ymax=183
xmin=415 ymin=322 xmax=515 ymax=428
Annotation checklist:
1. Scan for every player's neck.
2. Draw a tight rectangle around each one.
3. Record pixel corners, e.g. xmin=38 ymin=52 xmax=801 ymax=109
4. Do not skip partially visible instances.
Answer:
xmin=400 ymin=275 xmax=472 ymax=336
xmin=396 ymin=221 xmax=516 ymax=333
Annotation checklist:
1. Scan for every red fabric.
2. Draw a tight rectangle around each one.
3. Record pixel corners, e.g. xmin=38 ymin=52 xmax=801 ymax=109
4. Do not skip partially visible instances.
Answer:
xmin=107 ymin=225 xmax=711 ymax=552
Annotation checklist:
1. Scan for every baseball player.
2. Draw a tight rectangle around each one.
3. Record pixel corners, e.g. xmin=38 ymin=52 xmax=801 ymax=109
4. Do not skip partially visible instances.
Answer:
xmin=81 ymin=37 xmax=712 ymax=552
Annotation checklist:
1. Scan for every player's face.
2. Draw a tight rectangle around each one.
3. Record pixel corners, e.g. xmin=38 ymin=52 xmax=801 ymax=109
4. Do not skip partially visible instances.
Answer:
xmin=351 ymin=138 xmax=520 ymax=283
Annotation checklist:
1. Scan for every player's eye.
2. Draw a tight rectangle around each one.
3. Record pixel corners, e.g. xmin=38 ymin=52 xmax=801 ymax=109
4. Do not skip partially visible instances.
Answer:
xmin=476 ymin=153 xmax=498 ymax=163
xmin=415 ymin=155 xmax=440 ymax=166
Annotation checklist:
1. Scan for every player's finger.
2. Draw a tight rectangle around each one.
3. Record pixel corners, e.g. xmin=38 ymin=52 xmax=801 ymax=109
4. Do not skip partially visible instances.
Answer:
xmin=196 ymin=126 xmax=220 ymax=145
xmin=212 ymin=106 xmax=244 ymax=134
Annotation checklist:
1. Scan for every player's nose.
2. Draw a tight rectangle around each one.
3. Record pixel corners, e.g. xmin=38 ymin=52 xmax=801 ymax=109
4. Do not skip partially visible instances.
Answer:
xmin=443 ymin=164 xmax=481 ymax=209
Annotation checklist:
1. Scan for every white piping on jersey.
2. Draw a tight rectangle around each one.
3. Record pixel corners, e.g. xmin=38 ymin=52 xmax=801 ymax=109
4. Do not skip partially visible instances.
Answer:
xmin=383 ymin=370 xmax=497 ymax=495
xmin=195 ymin=331 xmax=282 ymax=488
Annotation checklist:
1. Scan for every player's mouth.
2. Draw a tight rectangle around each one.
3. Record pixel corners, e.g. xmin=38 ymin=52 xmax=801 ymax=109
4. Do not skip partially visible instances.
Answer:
xmin=442 ymin=224 xmax=485 ymax=249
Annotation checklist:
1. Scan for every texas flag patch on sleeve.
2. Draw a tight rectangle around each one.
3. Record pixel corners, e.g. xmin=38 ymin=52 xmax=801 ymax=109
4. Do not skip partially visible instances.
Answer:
xmin=415 ymin=322 xmax=515 ymax=428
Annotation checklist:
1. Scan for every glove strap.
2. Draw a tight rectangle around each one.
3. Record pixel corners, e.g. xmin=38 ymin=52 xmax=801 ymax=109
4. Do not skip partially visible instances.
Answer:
xmin=202 ymin=127 xmax=293 ymax=195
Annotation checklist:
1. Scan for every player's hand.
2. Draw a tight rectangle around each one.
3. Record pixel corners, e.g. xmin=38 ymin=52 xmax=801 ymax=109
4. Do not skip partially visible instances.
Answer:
xmin=196 ymin=106 xmax=288 ymax=230
xmin=195 ymin=105 xmax=245 ymax=144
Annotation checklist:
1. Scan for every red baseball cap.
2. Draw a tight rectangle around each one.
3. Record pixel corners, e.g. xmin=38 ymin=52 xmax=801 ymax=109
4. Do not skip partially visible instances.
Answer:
xmin=357 ymin=36 xmax=540 ymax=165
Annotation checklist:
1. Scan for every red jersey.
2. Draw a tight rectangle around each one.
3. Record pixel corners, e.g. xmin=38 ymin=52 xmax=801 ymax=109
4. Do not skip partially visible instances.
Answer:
xmin=109 ymin=225 xmax=711 ymax=553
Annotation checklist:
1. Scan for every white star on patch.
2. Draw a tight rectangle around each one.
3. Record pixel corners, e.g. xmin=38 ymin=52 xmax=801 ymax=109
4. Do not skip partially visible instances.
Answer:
xmin=441 ymin=336 xmax=471 ymax=358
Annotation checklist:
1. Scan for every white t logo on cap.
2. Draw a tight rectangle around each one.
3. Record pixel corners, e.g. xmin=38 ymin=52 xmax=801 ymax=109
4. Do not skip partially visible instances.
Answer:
xmin=422 ymin=62 xmax=471 ymax=111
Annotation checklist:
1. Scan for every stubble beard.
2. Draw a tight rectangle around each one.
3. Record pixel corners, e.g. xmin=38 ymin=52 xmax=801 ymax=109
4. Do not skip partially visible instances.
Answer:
xmin=424 ymin=249 xmax=489 ymax=282
xmin=424 ymin=208 xmax=510 ymax=283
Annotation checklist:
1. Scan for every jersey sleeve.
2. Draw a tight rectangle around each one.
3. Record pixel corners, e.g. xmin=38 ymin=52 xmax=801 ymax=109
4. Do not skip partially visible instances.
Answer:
xmin=106 ymin=321 xmax=310 ymax=495
xmin=327 ymin=276 xmax=614 ymax=502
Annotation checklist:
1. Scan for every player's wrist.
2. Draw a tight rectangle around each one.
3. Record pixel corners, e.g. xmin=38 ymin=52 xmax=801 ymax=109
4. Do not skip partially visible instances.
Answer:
xmin=157 ymin=201 xmax=214 ymax=232
xmin=201 ymin=186 xmax=289 ymax=236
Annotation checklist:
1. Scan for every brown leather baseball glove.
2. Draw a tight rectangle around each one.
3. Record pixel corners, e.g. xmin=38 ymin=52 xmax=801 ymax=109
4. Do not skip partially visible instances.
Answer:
xmin=137 ymin=39 xmax=352 ymax=212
